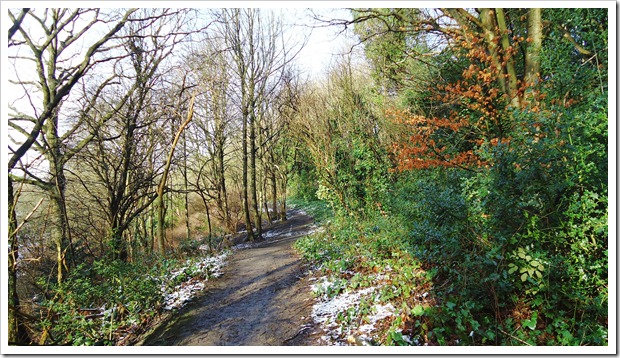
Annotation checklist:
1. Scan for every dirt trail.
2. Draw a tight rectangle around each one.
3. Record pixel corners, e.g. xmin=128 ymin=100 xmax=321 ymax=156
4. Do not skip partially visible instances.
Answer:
xmin=141 ymin=209 xmax=324 ymax=346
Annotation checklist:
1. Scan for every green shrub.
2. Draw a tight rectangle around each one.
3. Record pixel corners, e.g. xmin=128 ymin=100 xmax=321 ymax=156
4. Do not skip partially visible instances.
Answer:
xmin=40 ymin=260 xmax=162 ymax=345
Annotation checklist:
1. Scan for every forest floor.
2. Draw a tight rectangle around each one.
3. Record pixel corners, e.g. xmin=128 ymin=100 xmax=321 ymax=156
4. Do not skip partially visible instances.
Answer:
xmin=138 ymin=209 xmax=326 ymax=346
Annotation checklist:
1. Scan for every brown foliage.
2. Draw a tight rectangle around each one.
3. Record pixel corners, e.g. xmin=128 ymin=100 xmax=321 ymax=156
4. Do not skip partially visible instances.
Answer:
xmin=389 ymin=24 xmax=545 ymax=172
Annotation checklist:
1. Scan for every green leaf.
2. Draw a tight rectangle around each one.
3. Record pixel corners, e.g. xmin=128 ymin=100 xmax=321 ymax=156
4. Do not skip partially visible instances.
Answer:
xmin=521 ymin=273 xmax=528 ymax=282
xmin=522 ymin=318 xmax=536 ymax=330
xmin=522 ymin=312 xmax=538 ymax=330
xmin=412 ymin=304 xmax=425 ymax=317
xmin=486 ymin=331 xmax=496 ymax=341
xmin=402 ymin=286 xmax=410 ymax=298
xmin=508 ymin=265 xmax=518 ymax=274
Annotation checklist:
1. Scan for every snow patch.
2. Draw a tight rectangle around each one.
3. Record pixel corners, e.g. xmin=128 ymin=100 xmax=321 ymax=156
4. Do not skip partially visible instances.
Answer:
xmin=232 ymin=242 xmax=255 ymax=251
xmin=312 ymin=286 xmax=376 ymax=323
xmin=161 ymin=251 xmax=229 ymax=311
xmin=357 ymin=303 xmax=395 ymax=335
xmin=306 ymin=224 xmax=325 ymax=235
xmin=310 ymin=275 xmax=397 ymax=345
xmin=162 ymin=280 xmax=206 ymax=310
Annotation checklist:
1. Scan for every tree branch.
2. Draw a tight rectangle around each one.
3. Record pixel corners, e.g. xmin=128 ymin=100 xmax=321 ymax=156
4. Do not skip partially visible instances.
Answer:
xmin=8 ymin=8 xmax=30 ymax=42
xmin=557 ymin=23 xmax=593 ymax=56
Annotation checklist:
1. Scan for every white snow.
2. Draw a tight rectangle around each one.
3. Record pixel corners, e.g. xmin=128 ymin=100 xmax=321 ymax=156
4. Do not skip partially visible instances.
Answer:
xmin=261 ymin=221 xmax=324 ymax=241
xmin=161 ymin=251 xmax=229 ymax=311
xmin=262 ymin=230 xmax=281 ymax=239
xmin=312 ymin=286 xmax=376 ymax=324
xmin=232 ymin=242 xmax=255 ymax=251
xmin=305 ymin=224 xmax=325 ymax=235
xmin=310 ymin=275 xmax=396 ymax=345
xmin=311 ymin=276 xmax=336 ymax=295
xmin=162 ymin=280 xmax=206 ymax=310
xmin=357 ymin=303 xmax=395 ymax=335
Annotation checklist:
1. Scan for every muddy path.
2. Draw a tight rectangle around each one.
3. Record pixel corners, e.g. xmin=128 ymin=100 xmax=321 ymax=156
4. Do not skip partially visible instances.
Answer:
xmin=140 ymin=209 xmax=324 ymax=346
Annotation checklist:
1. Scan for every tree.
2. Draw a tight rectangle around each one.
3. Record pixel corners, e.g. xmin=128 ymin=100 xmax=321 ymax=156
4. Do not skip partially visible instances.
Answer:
xmin=7 ymin=8 xmax=137 ymax=344
xmin=343 ymin=9 xmax=547 ymax=169
xmin=186 ymin=39 xmax=236 ymax=234
xmin=8 ymin=7 xmax=139 ymax=281
xmin=344 ymin=8 xmax=608 ymax=344
xmin=77 ymin=13 xmax=187 ymax=260
xmin=292 ymin=54 xmax=390 ymax=216
xmin=269 ymin=69 xmax=303 ymax=220
xmin=156 ymin=91 xmax=196 ymax=255
xmin=220 ymin=8 xmax=300 ymax=240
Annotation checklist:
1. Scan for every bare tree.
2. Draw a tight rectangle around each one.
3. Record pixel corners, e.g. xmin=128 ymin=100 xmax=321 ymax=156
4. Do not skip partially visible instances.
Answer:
xmin=186 ymin=38 xmax=236 ymax=234
xmin=220 ymin=8 xmax=303 ymax=241
xmin=7 ymin=8 xmax=136 ymax=344
xmin=155 ymin=90 xmax=196 ymax=255
xmin=270 ymin=69 xmax=303 ymax=220
xmin=75 ymin=17 xmax=184 ymax=260
xmin=6 ymin=8 xmax=204 ymax=342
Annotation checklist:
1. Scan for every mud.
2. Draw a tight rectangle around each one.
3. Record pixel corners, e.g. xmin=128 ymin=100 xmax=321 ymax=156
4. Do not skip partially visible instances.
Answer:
xmin=140 ymin=210 xmax=325 ymax=346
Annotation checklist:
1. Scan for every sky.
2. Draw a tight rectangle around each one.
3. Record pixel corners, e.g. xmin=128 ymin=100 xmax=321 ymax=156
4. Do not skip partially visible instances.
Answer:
xmin=2 ymin=7 xmax=358 ymax=177
xmin=288 ymin=8 xmax=357 ymax=79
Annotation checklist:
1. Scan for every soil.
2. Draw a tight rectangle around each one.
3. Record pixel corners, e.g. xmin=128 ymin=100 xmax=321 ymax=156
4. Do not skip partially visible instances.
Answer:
xmin=139 ymin=209 xmax=326 ymax=346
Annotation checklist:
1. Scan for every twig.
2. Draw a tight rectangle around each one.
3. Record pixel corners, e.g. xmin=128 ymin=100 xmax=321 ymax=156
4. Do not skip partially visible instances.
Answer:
xmin=283 ymin=324 xmax=312 ymax=343
xmin=499 ymin=329 xmax=533 ymax=346
xmin=11 ymin=198 xmax=44 ymax=237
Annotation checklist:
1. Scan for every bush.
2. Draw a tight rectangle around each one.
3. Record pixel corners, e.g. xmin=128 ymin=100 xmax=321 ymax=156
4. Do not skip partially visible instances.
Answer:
xmin=37 ymin=248 xmax=231 ymax=345
xmin=39 ymin=260 xmax=162 ymax=345
xmin=287 ymin=197 xmax=333 ymax=224
xmin=296 ymin=148 xmax=607 ymax=345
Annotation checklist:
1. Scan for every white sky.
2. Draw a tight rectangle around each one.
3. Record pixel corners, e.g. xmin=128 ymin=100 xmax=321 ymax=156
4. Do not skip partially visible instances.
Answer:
xmin=2 ymin=6 xmax=358 ymax=170
xmin=287 ymin=8 xmax=356 ymax=80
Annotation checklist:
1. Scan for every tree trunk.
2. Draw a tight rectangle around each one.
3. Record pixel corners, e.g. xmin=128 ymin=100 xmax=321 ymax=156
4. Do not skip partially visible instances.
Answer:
xmin=279 ymin=172 xmax=288 ymax=221
xmin=495 ymin=8 xmax=520 ymax=108
xmin=183 ymin=130 xmax=191 ymax=240
xmin=250 ymin=111 xmax=262 ymax=239
xmin=109 ymin=217 xmax=128 ymax=262
xmin=479 ymin=9 xmax=509 ymax=99
xmin=47 ymin=149 xmax=72 ymax=281
xmin=156 ymin=192 xmax=166 ymax=255
xmin=219 ymin=151 xmax=232 ymax=233
xmin=157 ymin=93 xmax=196 ymax=254
xmin=242 ymin=108 xmax=255 ymax=241
xmin=215 ymin=129 xmax=232 ymax=233
xmin=524 ymin=8 xmax=543 ymax=106
xmin=7 ymin=177 xmax=30 ymax=345
xmin=271 ymin=170 xmax=278 ymax=221
xmin=197 ymin=190 xmax=213 ymax=251
xmin=263 ymin=171 xmax=272 ymax=224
